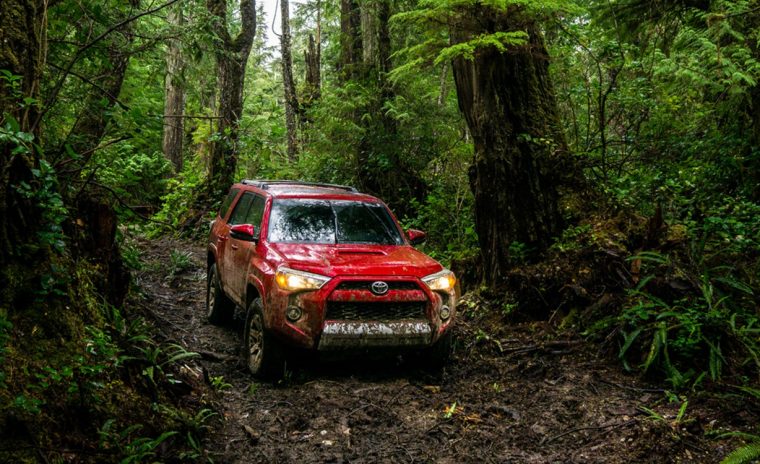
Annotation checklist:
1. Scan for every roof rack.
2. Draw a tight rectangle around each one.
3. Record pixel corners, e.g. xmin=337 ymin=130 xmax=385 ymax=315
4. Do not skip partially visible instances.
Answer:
xmin=241 ymin=179 xmax=359 ymax=193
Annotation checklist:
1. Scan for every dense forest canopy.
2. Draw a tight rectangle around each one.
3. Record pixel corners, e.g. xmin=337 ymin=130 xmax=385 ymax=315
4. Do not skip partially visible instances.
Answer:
xmin=1 ymin=0 xmax=759 ymax=461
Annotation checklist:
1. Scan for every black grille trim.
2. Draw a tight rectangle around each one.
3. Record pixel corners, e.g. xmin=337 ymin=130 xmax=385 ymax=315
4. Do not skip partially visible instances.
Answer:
xmin=325 ymin=302 xmax=426 ymax=321
xmin=335 ymin=281 xmax=420 ymax=291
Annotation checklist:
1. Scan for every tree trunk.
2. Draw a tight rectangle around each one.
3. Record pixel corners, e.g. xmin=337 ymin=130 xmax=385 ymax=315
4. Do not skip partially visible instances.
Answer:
xmin=304 ymin=0 xmax=321 ymax=104
xmin=304 ymin=34 xmax=321 ymax=103
xmin=339 ymin=0 xmax=361 ymax=80
xmin=0 ymin=0 xmax=46 ymax=262
xmin=450 ymin=6 xmax=574 ymax=286
xmin=280 ymin=0 xmax=298 ymax=162
xmin=162 ymin=3 xmax=186 ymax=173
xmin=351 ymin=0 xmax=425 ymax=216
xmin=205 ymin=0 xmax=256 ymax=200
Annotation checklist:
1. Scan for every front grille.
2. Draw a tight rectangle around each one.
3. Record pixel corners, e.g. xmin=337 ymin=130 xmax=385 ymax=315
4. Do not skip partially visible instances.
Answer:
xmin=336 ymin=281 xmax=420 ymax=291
xmin=325 ymin=301 xmax=426 ymax=321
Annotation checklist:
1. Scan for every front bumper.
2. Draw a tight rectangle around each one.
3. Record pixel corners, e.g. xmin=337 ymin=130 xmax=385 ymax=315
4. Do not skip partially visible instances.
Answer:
xmin=265 ymin=274 xmax=455 ymax=350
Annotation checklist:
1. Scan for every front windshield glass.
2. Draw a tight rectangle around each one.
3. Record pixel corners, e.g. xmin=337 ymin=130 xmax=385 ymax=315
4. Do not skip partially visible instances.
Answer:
xmin=267 ymin=200 xmax=403 ymax=245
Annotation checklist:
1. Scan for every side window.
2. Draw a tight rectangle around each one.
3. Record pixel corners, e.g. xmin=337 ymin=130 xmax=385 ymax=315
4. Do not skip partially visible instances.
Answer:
xmin=243 ymin=195 xmax=266 ymax=229
xmin=218 ymin=188 xmax=239 ymax=220
xmin=228 ymin=193 xmax=254 ymax=225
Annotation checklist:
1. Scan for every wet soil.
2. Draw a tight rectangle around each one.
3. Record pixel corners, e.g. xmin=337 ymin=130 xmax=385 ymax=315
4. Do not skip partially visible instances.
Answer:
xmin=133 ymin=237 xmax=753 ymax=463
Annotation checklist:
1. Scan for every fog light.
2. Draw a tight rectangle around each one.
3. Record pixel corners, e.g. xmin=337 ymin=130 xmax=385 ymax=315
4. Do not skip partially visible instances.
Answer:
xmin=286 ymin=305 xmax=302 ymax=322
xmin=440 ymin=305 xmax=451 ymax=321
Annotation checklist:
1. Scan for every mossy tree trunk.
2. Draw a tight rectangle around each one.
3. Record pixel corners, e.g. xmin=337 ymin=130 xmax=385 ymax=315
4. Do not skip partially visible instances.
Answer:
xmin=0 ymin=0 xmax=47 ymax=264
xmin=205 ymin=0 xmax=256 ymax=201
xmin=450 ymin=5 xmax=576 ymax=286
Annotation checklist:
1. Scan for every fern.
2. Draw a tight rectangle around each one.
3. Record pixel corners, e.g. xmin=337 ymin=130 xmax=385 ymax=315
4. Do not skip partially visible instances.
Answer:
xmin=721 ymin=441 xmax=760 ymax=464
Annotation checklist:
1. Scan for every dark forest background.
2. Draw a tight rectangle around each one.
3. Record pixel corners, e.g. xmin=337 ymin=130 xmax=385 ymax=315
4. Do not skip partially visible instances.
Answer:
xmin=1 ymin=0 xmax=759 ymax=461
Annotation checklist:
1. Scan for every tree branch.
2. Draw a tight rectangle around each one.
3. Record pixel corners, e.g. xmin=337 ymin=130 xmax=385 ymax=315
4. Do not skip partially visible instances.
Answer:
xmin=35 ymin=0 xmax=184 ymax=130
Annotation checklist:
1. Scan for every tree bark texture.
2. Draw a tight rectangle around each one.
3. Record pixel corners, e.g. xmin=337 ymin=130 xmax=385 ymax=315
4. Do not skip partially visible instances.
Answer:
xmin=0 ymin=0 xmax=46 ymax=262
xmin=206 ymin=0 xmax=256 ymax=200
xmin=450 ymin=6 xmax=572 ymax=286
xmin=162 ymin=3 xmax=186 ymax=173
xmin=304 ymin=33 xmax=321 ymax=104
xmin=339 ymin=0 xmax=362 ymax=80
xmin=305 ymin=0 xmax=321 ymax=104
xmin=280 ymin=0 xmax=299 ymax=162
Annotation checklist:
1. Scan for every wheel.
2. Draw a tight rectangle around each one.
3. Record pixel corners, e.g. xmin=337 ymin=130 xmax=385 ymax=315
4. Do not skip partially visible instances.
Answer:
xmin=243 ymin=298 xmax=285 ymax=379
xmin=206 ymin=263 xmax=234 ymax=325
xmin=424 ymin=330 xmax=453 ymax=370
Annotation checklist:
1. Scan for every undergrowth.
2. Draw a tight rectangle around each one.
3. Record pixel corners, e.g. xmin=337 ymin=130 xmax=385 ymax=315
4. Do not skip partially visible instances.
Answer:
xmin=0 ymin=259 xmax=215 ymax=463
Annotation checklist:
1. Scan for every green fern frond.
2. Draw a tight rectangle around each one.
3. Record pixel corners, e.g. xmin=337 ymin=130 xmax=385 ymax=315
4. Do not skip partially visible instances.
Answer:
xmin=721 ymin=441 xmax=760 ymax=464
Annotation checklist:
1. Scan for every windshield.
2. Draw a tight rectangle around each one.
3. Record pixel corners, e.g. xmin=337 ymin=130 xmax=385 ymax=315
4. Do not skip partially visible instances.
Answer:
xmin=267 ymin=200 xmax=403 ymax=245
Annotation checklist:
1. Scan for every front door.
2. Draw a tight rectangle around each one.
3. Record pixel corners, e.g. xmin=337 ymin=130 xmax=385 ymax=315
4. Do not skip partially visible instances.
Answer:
xmin=226 ymin=193 xmax=266 ymax=304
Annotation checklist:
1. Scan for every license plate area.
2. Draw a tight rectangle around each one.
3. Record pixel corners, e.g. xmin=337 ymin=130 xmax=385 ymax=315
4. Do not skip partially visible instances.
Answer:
xmin=318 ymin=321 xmax=432 ymax=350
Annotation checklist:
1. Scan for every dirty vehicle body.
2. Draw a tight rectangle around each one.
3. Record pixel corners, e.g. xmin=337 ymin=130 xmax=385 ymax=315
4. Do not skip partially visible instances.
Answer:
xmin=207 ymin=180 xmax=457 ymax=377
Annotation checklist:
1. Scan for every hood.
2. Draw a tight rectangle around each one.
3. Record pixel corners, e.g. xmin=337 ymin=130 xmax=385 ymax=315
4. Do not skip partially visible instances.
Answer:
xmin=268 ymin=243 xmax=443 ymax=278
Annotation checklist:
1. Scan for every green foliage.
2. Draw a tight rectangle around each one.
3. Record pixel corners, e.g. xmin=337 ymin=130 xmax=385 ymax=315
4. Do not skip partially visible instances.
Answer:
xmin=721 ymin=439 xmax=760 ymax=464
xmin=139 ymin=343 xmax=200 ymax=390
xmin=167 ymin=249 xmax=195 ymax=279
xmin=98 ymin=419 xmax=178 ymax=464
xmin=93 ymin=144 xmax=171 ymax=211
xmin=1 ymin=119 xmax=67 ymax=255
xmin=611 ymin=250 xmax=758 ymax=389
xmin=435 ymin=31 xmax=529 ymax=64
xmin=209 ymin=375 xmax=232 ymax=391
xmin=0 ymin=311 xmax=11 ymax=388
xmin=150 ymin=155 xmax=207 ymax=234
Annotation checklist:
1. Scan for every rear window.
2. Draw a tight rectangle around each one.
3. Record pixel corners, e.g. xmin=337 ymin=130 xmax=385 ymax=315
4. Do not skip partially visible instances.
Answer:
xmin=267 ymin=200 xmax=403 ymax=245
xmin=218 ymin=188 xmax=239 ymax=219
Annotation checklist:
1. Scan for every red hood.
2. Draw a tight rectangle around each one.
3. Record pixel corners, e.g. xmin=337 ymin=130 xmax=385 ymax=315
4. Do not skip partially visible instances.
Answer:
xmin=268 ymin=243 xmax=443 ymax=278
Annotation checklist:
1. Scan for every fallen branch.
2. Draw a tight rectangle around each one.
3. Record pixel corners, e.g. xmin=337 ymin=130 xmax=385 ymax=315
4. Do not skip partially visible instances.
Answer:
xmin=541 ymin=418 xmax=638 ymax=445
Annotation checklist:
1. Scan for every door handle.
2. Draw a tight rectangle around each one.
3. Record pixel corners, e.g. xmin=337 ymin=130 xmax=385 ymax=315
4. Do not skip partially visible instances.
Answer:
xmin=218 ymin=235 xmax=228 ymax=242
xmin=231 ymin=244 xmax=239 ymax=250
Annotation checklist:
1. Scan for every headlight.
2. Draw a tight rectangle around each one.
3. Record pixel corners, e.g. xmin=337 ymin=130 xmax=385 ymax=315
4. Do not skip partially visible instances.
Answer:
xmin=422 ymin=269 xmax=456 ymax=292
xmin=275 ymin=267 xmax=330 ymax=291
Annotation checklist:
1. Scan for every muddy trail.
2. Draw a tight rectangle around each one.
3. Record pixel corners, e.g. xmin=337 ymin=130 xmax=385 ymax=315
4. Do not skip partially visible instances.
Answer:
xmin=132 ymin=237 xmax=751 ymax=463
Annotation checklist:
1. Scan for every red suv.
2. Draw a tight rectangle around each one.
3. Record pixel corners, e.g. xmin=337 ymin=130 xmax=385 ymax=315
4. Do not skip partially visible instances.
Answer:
xmin=207 ymin=180 xmax=457 ymax=378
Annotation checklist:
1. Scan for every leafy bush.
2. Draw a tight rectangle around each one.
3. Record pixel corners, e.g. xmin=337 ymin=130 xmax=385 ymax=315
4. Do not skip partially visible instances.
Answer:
xmin=612 ymin=250 xmax=758 ymax=389
xmin=93 ymin=144 xmax=171 ymax=210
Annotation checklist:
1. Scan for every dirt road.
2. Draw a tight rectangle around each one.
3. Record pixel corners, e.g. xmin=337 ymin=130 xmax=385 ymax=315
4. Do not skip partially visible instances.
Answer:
xmin=135 ymin=238 xmax=748 ymax=463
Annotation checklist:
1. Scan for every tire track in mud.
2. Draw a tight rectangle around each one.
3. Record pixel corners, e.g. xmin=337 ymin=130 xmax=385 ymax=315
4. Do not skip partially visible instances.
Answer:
xmin=136 ymin=237 xmax=736 ymax=463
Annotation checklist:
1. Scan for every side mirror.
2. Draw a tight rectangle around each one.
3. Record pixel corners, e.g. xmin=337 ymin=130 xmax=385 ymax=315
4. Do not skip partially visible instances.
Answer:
xmin=407 ymin=229 xmax=427 ymax=246
xmin=230 ymin=224 xmax=257 ymax=242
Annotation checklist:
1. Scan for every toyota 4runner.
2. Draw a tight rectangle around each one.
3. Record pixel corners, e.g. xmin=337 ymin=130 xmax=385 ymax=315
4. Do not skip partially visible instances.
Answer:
xmin=207 ymin=180 xmax=457 ymax=378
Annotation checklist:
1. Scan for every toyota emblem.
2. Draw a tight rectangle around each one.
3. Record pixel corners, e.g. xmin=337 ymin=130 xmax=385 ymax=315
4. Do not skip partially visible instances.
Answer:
xmin=370 ymin=281 xmax=389 ymax=295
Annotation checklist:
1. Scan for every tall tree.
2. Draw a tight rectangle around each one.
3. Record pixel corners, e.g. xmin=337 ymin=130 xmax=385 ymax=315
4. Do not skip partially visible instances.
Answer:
xmin=162 ymin=3 xmax=186 ymax=173
xmin=447 ymin=4 xmax=577 ymax=285
xmin=303 ymin=0 xmax=321 ymax=105
xmin=0 ymin=0 xmax=47 ymax=260
xmin=344 ymin=0 xmax=426 ymax=215
xmin=205 ymin=0 xmax=256 ymax=200
xmin=280 ymin=0 xmax=299 ymax=162
xmin=339 ymin=0 xmax=362 ymax=80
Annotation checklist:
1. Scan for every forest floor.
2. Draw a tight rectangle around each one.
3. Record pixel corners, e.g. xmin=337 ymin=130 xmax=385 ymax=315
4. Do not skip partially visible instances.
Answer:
xmin=130 ymin=237 xmax=753 ymax=463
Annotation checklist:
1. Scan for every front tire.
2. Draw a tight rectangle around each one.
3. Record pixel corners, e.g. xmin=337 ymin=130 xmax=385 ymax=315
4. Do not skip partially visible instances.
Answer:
xmin=425 ymin=330 xmax=453 ymax=370
xmin=243 ymin=298 xmax=285 ymax=380
xmin=206 ymin=263 xmax=234 ymax=325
